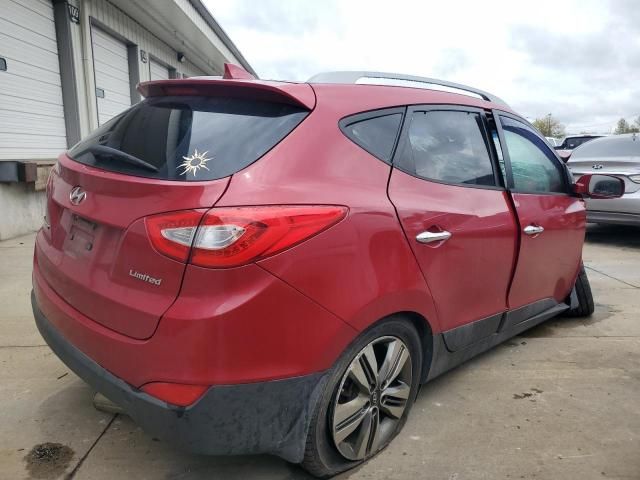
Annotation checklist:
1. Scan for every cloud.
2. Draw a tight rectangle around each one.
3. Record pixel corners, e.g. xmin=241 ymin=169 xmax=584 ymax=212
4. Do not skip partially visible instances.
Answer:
xmin=208 ymin=0 xmax=640 ymax=133
xmin=213 ymin=0 xmax=336 ymax=36
xmin=507 ymin=11 xmax=640 ymax=130
xmin=434 ymin=49 xmax=471 ymax=77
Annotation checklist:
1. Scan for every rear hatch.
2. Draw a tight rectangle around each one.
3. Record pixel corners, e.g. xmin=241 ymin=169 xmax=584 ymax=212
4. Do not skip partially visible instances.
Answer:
xmin=37 ymin=82 xmax=312 ymax=339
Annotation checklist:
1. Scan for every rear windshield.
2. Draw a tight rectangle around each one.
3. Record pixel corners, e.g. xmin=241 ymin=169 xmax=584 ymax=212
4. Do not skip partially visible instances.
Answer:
xmin=561 ymin=136 xmax=599 ymax=149
xmin=571 ymin=135 xmax=640 ymax=158
xmin=68 ymin=96 xmax=309 ymax=181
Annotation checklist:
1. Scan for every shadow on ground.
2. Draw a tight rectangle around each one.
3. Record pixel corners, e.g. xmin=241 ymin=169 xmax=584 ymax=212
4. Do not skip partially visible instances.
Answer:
xmin=521 ymin=302 xmax=615 ymax=338
xmin=35 ymin=379 xmax=315 ymax=480
xmin=585 ymin=223 xmax=640 ymax=249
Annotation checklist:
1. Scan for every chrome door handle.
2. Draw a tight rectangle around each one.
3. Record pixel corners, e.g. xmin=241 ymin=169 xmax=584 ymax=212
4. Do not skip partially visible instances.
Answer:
xmin=523 ymin=225 xmax=544 ymax=236
xmin=416 ymin=230 xmax=452 ymax=244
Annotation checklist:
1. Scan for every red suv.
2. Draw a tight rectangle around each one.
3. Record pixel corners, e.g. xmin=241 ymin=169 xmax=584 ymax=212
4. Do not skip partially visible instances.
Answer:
xmin=32 ymin=65 xmax=623 ymax=477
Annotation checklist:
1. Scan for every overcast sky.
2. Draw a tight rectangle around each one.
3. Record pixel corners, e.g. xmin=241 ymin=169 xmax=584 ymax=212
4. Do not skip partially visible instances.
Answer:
xmin=207 ymin=0 xmax=639 ymax=134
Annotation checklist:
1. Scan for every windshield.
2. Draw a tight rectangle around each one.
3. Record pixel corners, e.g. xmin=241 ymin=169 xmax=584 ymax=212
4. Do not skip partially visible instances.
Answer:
xmin=68 ymin=96 xmax=309 ymax=181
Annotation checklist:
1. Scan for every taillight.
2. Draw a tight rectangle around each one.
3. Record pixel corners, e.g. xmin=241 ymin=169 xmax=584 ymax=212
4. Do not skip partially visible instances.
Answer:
xmin=145 ymin=205 xmax=347 ymax=268
xmin=145 ymin=209 xmax=207 ymax=262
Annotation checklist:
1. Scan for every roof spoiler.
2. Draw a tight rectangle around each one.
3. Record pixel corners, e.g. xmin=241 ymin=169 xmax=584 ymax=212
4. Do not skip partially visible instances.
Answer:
xmin=138 ymin=64 xmax=315 ymax=110
xmin=223 ymin=63 xmax=255 ymax=80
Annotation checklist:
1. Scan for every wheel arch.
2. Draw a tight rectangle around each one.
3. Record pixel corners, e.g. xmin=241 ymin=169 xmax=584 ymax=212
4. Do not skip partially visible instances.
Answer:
xmin=353 ymin=310 xmax=435 ymax=385
xmin=389 ymin=311 xmax=434 ymax=384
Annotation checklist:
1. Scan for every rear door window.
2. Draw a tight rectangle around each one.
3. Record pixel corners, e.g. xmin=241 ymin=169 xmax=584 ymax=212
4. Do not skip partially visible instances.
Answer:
xmin=396 ymin=109 xmax=497 ymax=186
xmin=69 ymin=96 xmax=309 ymax=181
xmin=340 ymin=109 xmax=403 ymax=163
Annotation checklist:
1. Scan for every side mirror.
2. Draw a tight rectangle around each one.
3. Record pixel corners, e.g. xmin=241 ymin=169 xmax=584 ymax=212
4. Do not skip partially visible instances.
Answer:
xmin=574 ymin=174 xmax=625 ymax=199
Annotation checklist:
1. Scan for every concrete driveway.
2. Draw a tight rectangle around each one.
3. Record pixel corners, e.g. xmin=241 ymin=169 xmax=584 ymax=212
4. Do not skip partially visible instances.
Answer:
xmin=1 ymin=225 xmax=638 ymax=480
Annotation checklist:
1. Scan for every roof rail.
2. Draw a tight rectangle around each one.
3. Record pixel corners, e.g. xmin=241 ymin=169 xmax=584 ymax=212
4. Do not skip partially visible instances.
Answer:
xmin=307 ymin=71 xmax=510 ymax=108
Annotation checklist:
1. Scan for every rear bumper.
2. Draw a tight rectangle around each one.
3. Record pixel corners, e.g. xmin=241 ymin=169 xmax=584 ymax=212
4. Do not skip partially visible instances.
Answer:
xmin=587 ymin=210 xmax=640 ymax=226
xmin=32 ymin=290 xmax=327 ymax=463
xmin=585 ymin=190 xmax=640 ymax=226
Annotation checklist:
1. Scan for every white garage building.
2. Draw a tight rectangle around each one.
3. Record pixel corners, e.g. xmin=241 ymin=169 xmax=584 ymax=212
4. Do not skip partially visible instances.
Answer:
xmin=0 ymin=0 xmax=254 ymax=240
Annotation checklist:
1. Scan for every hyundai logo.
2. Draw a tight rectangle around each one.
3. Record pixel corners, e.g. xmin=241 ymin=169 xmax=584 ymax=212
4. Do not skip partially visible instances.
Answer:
xmin=69 ymin=186 xmax=87 ymax=205
xmin=592 ymin=164 xmax=603 ymax=170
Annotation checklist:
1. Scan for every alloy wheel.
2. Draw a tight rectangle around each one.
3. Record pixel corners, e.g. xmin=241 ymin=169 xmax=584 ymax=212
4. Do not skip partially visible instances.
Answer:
xmin=331 ymin=335 xmax=413 ymax=460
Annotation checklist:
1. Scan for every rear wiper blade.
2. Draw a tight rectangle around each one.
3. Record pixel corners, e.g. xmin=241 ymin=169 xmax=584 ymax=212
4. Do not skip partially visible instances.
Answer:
xmin=76 ymin=144 xmax=159 ymax=172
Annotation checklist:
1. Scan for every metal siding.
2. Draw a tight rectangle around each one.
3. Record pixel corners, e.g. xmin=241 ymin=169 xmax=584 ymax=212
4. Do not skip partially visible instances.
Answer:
xmin=182 ymin=59 xmax=207 ymax=77
xmin=91 ymin=26 xmax=131 ymax=125
xmin=86 ymin=0 xmax=214 ymax=83
xmin=149 ymin=58 xmax=169 ymax=81
xmin=0 ymin=0 xmax=67 ymax=160
xmin=174 ymin=0 xmax=236 ymax=64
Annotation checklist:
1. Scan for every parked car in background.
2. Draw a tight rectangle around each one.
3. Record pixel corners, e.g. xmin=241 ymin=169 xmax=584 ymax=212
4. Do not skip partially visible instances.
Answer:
xmin=567 ymin=133 xmax=640 ymax=226
xmin=555 ymin=135 xmax=604 ymax=162
xmin=546 ymin=136 xmax=562 ymax=147
xmin=31 ymin=65 xmax=624 ymax=477
xmin=556 ymin=134 xmax=604 ymax=151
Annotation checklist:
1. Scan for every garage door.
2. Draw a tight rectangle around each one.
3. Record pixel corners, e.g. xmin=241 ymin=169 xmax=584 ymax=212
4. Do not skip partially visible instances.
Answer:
xmin=149 ymin=58 xmax=170 ymax=81
xmin=0 ymin=0 xmax=67 ymax=160
xmin=91 ymin=27 xmax=131 ymax=126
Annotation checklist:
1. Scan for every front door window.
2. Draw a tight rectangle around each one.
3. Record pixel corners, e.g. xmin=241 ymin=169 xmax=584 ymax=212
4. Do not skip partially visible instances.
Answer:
xmin=499 ymin=116 xmax=567 ymax=194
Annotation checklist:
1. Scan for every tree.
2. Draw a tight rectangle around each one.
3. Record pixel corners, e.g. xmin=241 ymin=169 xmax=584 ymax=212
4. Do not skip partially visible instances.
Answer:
xmin=615 ymin=118 xmax=630 ymax=134
xmin=614 ymin=118 xmax=639 ymax=134
xmin=532 ymin=114 xmax=566 ymax=138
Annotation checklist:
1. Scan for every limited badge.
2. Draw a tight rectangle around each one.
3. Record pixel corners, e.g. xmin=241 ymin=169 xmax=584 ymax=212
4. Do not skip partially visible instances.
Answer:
xmin=179 ymin=149 xmax=211 ymax=176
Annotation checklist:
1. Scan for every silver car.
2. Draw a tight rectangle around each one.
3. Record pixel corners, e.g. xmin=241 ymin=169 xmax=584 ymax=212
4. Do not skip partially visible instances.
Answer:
xmin=567 ymin=133 xmax=640 ymax=225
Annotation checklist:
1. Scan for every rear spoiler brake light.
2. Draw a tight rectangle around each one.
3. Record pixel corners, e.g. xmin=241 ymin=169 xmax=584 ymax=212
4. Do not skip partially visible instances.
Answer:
xmin=138 ymin=77 xmax=315 ymax=110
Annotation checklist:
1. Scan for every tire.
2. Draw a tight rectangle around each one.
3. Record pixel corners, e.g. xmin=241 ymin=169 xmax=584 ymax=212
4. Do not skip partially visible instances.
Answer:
xmin=301 ymin=317 xmax=423 ymax=478
xmin=564 ymin=264 xmax=594 ymax=317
